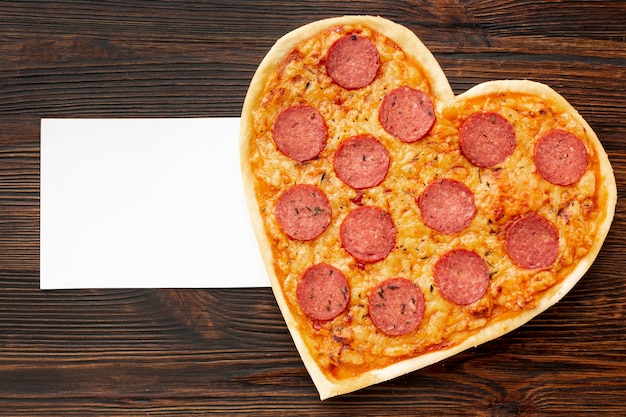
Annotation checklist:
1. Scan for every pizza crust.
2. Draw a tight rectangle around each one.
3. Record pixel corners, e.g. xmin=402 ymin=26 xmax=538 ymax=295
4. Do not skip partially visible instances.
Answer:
xmin=240 ymin=16 xmax=617 ymax=400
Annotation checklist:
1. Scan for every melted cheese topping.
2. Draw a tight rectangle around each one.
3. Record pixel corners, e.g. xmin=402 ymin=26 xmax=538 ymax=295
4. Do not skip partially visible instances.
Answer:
xmin=247 ymin=24 xmax=603 ymax=380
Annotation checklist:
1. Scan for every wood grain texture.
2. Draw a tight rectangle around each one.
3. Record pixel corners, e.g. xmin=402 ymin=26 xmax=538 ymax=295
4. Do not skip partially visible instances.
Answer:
xmin=1 ymin=0 xmax=625 ymax=415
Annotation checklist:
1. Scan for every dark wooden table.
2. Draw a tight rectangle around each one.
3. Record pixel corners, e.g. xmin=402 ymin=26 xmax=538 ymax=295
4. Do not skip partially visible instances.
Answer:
xmin=1 ymin=1 xmax=625 ymax=415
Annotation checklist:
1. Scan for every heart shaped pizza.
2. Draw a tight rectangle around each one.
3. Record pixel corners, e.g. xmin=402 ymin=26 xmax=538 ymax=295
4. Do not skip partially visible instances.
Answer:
xmin=239 ymin=15 xmax=616 ymax=399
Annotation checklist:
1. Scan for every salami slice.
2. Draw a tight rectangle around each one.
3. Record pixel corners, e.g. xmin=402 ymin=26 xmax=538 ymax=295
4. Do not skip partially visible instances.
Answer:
xmin=340 ymin=206 xmax=396 ymax=264
xmin=379 ymin=86 xmax=435 ymax=143
xmin=459 ymin=111 xmax=516 ymax=167
xmin=326 ymin=34 xmax=380 ymax=89
xmin=368 ymin=277 xmax=425 ymax=336
xmin=297 ymin=263 xmax=350 ymax=322
xmin=505 ymin=212 xmax=559 ymax=269
xmin=418 ymin=179 xmax=476 ymax=234
xmin=275 ymin=184 xmax=332 ymax=241
xmin=333 ymin=134 xmax=390 ymax=189
xmin=434 ymin=249 xmax=490 ymax=305
xmin=534 ymin=129 xmax=588 ymax=186
xmin=272 ymin=105 xmax=328 ymax=162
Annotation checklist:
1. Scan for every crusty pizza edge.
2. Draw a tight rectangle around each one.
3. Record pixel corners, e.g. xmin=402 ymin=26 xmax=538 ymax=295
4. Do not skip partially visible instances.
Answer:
xmin=239 ymin=15 xmax=617 ymax=400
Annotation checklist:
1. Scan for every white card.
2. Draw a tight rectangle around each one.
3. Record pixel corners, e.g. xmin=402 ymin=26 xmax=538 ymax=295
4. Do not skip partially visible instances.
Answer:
xmin=40 ymin=118 xmax=268 ymax=289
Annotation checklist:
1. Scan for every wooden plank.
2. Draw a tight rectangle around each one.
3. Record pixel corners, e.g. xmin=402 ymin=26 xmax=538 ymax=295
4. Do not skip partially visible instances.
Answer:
xmin=1 ymin=0 xmax=625 ymax=414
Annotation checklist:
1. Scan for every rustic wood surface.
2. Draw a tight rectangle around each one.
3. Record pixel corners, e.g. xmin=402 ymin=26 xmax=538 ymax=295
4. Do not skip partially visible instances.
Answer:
xmin=1 ymin=1 xmax=625 ymax=415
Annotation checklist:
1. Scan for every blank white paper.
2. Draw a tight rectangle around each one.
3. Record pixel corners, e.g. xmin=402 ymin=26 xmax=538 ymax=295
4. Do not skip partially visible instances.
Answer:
xmin=40 ymin=118 xmax=268 ymax=289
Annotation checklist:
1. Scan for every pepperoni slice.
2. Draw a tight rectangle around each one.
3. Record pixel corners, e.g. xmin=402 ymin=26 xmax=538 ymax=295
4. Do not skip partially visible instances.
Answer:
xmin=340 ymin=206 xmax=396 ymax=264
xmin=296 ymin=263 xmax=349 ymax=322
xmin=379 ymin=86 xmax=435 ymax=143
xmin=368 ymin=277 xmax=425 ymax=336
xmin=275 ymin=184 xmax=331 ymax=241
xmin=534 ymin=129 xmax=588 ymax=186
xmin=333 ymin=134 xmax=390 ymax=189
xmin=434 ymin=249 xmax=490 ymax=305
xmin=505 ymin=212 xmax=559 ymax=269
xmin=326 ymin=34 xmax=380 ymax=89
xmin=272 ymin=105 xmax=328 ymax=162
xmin=418 ymin=179 xmax=476 ymax=234
xmin=459 ymin=112 xmax=516 ymax=167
